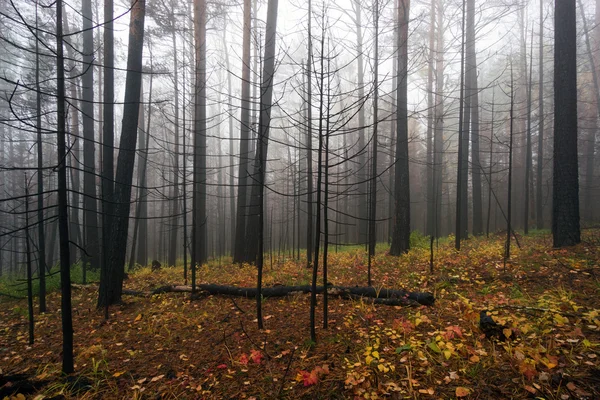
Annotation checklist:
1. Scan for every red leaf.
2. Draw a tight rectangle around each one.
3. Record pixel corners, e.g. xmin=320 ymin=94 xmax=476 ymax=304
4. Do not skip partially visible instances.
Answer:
xmin=250 ymin=349 xmax=263 ymax=364
xmin=299 ymin=370 xmax=319 ymax=386
xmin=239 ymin=354 xmax=249 ymax=365
xmin=217 ymin=364 xmax=227 ymax=369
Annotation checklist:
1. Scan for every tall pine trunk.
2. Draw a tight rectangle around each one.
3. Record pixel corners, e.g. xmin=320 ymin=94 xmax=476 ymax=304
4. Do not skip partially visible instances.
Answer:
xmin=552 ymin=0 xmax=580 ymax=247
xmin=99 ymin=0 xmax=146 ymax=307
xmin=390 ymin=0 xmax=411 ymax=256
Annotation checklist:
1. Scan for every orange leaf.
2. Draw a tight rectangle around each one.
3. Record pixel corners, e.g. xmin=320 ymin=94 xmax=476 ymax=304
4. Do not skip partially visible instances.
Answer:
xmin=456 ymin=387 xmax=470 ymax=397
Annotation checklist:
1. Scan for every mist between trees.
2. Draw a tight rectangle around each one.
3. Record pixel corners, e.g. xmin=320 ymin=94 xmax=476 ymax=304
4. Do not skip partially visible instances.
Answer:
xmin=0 ymin=0 xmax=595 ymax=373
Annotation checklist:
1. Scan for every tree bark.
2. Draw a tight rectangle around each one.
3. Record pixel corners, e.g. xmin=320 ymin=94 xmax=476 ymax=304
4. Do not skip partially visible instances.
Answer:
xmin=56 ymin=0 xmax=74 ymax=373
xmin=425 ymin=0 xmax=435 ymax=237
xmin=245 ymin=0 xmax=279 ymax=264
xmin=552 ymin=0 xmax=580 ymax=247
xmin=98 ymin=0 xmax=146 ymax=307
xmin=536 ymin=0 xmax=544 ymax=229
xmin=455 ymin=0 xmax=466 ymax=250
xmin=192 ymin=0 xmax=208 ymax=270
xmin=34 ymin=1 xmax=47 ymax=312
xmin=433 ymin=0 xmax=444 ymax=239
xmin=82 ymin=0 xmax=100 ymax=273
xmin=143 ymin=284 xmax=435 ymax=307
xmin=390 ymin=0 xmax=410 ymax=256
xmin=233 ymin=0 xmax=252 ymax=263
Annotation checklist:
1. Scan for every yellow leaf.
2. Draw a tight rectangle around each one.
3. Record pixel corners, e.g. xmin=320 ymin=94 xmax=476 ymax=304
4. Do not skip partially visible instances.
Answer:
xmin=150 ymin=375 xmax=164 ymax=382
xmin=372 ymin=351 xmax=380 ymax=359
xmin=443 ymin=350 xmax=452 ymax=360
xmin=134 ymin=314 xmax=142 ymax=322
xmin=456 ymin=387 xmax=470 ymax=397
xmin=377 ymin=364 xmax=389 ymax=373
xmin=502 ymin=328 xmax=512 ymax=339
xmin=112 ymin=371 xmax=126 ymax=377
xmin=365 ymin=355 xmax=374 ymax=365
xmin=469 ymin=355 xmax=480 ymax=363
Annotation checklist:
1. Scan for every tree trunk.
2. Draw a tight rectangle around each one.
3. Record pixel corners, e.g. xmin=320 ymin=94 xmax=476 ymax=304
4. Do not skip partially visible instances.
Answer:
xmin=169 ymin=9 xmax=180 ymax=267
xmin=101 ymin=0 xmax=115 ymax=305
xmin=98 ymin=0 xmax=146 ymax=307
xmin=470 ymin=1 xmax=482 ymax=236
xmin=578 ymin=0 xmax=600 ymax=223
xmin=245 ymin=0 xmax=279 ymax=264
xmin=524 ymin=28 xmax=534 ymax=234
xmin=536 ymin=0 xmax=545 ymax=229
xmin=34 ymin=1 xmax=47 ymax=312
xmin=82 ymin=0 xmax=100 ymax=273
xmin=192 ymin=0 xmax=208 ymax=270
xmin=368 ymin=0 xmax=379 ymax=280
xmin=223 ymin=23 xmax=236 ymax=256
xmin=425 ymin=0 xmax=435 ymax=237
xmin=306 ymin=1 xmax=314 ymax=269
xmin=233 ymin=0 xmax=252 ymax=263
xmin=552 ymin=0 xmax=580 ymax=247
xmin=390 ymin=0 xmax=410 ymax=256
xmin=433 ymin=0 xmax=444 ymax=239
xmin=56 ymin=0 xmax=74 ymax=373
xmin=455 ymin=0 xmax=466 ymax=250
xmin=353 ymin=0 xmax=368 ymax=246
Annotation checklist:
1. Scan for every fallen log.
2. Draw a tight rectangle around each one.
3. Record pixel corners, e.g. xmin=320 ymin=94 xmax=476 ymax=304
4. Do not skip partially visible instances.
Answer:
xmin=145 ymin=284 xmax=434 ymax=306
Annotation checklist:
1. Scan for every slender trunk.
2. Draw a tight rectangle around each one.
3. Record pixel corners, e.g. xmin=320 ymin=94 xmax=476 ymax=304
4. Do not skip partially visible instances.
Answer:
xmin=311 ymin=18 xmax=326 ymax=342
xmin=455 ymin=0 xmax=466 ymax=250
xmin=368 ymin=0 xmax=379 ymax=284
xmin=192 ymin=0 xmax=208 ymax=273
xmin=433 ymin=0 xmax=444 ymax=239
xmin=323 ymin=39 xmax=331 ymax=330
xmin=100 ymin=0 xmax=115 ymax=315
xmin=505 ymin=66 xmax=514 ymax=269
xmin=233 ymin=0 xmax=252 ymax=263
xmin=390 ymin=0 xmax=410 ymax=255
xmin=169 ymin=16 xmax=180 ymax=267
xmin=578 ymin=0 xmax=599 ymax=222
xmin=470 ymin=27 xmax=482 ymax=235
xmin=223 ymin=25 xmax=236 ymax=255
xmin=56 ymin=0 xmax=74 ymax=372
xmin=536 ymin=0 xmax=545 ymax=229
xmin=35 ymin=1 xmax=47 ymax=312
xmin=425 ymin=0 xmax=435 ymax=236
xmin=353 ymin=0 xmax=368 ymax=245
xmin=25 ymin=177 xmax=34 ymax=345
xmin=524 ymin=28 xmax=534 ymax=234
xmin=486 ymin=91 xmax=495 ymax=237
xmin=306 ymin=0 xmax=314 ymax=268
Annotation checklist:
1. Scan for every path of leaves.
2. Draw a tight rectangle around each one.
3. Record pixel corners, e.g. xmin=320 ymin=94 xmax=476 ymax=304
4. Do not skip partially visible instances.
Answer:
xmin=2 ymin=231 xmax=600 ymax=399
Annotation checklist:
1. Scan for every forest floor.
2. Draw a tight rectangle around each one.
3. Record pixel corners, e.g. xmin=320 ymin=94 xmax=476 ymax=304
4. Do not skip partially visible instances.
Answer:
xmin=2 ymin=230 xmax=600 ymax=399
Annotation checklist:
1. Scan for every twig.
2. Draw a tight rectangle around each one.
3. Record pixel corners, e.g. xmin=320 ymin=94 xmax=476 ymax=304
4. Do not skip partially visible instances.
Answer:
xmin=0 ymin=291 xmax=24 ymax=300
xmin=277 ymin=347 xmax=296 ymax=398
xmin=230 ymin=297 xmax=246 ymax=314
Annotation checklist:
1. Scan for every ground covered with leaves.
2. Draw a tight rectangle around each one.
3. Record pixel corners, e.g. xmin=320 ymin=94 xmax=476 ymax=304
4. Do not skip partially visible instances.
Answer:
xmin=2 ymin=230 xmax=600 ymax=399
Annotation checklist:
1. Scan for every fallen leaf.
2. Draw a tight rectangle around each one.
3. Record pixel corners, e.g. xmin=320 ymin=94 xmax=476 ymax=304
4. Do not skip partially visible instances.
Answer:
xmin=456 ymin=387 xmax=470 ymax=397
xmin=524 ymin=385 xmax=536 ymax=394
xmin=151 ymin=374 xmax=164 ymax=382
